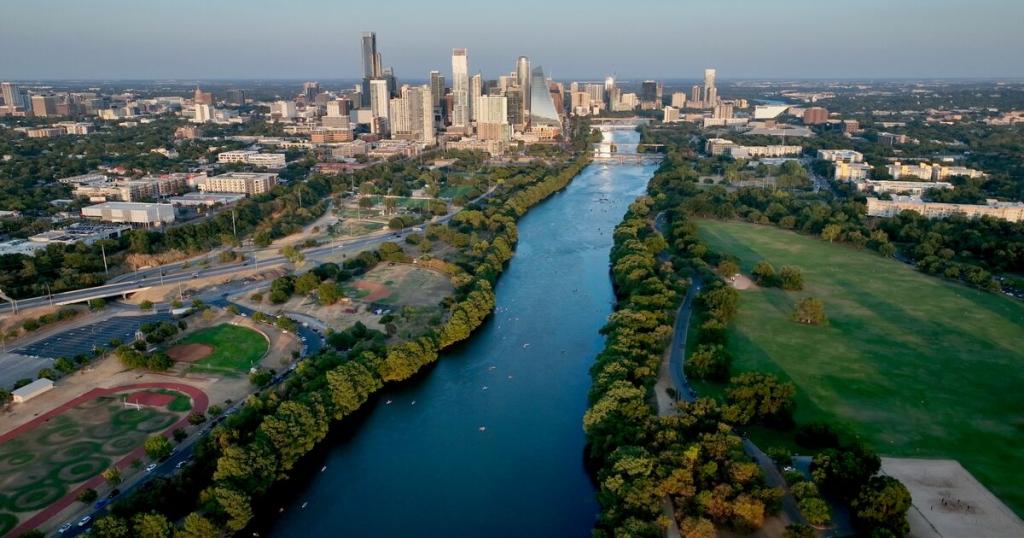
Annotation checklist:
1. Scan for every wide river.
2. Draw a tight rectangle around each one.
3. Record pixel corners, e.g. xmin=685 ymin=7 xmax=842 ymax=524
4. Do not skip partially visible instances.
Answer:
xmin=269 ymin=129 xmax=656 ymax=537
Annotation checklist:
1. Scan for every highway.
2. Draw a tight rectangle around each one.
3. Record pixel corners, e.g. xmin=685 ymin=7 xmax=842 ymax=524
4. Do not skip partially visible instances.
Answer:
xmin=1 ymin=186 xmax=497 ymax=316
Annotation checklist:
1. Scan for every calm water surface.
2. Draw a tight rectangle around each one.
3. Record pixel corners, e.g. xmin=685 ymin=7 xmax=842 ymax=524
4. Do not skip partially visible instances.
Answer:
xmin=270 ymin=130 xmax=655 ymax=537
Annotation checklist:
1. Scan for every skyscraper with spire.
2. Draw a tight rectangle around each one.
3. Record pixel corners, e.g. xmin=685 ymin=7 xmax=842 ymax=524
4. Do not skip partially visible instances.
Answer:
xmin=360 ymin=32 xmax=383 ymax=106
xmin=516 ymin=56 xmax=531 ymax=119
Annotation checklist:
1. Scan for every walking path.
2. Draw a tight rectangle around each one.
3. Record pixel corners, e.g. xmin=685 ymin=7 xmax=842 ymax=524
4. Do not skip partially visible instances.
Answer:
xmin=651 ymin=212 xmax=805 ymax=533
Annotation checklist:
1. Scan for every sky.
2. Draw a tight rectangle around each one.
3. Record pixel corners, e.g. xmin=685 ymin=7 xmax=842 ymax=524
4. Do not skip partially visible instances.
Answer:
xmin=1 ymin=0 xmax=1022 ymax=81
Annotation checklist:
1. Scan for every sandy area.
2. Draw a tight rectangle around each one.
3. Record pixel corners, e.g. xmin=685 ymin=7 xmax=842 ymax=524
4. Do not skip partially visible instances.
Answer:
xmin=729 ymin=273 xmax=756 ymax=290
xmin=880 ymin=457 xmax=1024 ymax=538
xmin=167 ymin=343 xmax=214 ymax=362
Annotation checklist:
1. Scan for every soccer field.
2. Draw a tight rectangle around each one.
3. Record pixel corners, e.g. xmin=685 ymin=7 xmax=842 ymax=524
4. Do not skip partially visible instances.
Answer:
xmin=697 ymin=219 xmax=1024 ymax=516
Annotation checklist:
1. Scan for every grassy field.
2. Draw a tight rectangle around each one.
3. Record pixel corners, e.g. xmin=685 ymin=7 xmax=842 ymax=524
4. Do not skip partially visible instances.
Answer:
xmin=696 ymin=219 xmax=1024 ymax=515
xmin=0 ymin=390 xmax=187 ymax=534
xmin=177 ymin=324 xmax=268 ymax=375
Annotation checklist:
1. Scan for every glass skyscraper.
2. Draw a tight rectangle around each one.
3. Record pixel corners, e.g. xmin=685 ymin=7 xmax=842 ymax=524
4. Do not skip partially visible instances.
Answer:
xmin=529 ymin=66 xmax=561 ymax=129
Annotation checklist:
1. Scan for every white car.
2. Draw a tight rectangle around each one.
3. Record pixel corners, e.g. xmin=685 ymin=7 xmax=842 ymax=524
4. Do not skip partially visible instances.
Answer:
xmin=145 ymin=463 xmax=157 ymax=472
xmin=58 ymin=522 xmax=73 ymax=534
xmin=78 ymin=516 xmax=92 ymax=527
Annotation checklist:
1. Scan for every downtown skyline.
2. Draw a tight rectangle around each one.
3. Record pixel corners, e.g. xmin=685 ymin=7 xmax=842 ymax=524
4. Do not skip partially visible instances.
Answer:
xmin=2 ymin=0 xmax=1024 ymax=80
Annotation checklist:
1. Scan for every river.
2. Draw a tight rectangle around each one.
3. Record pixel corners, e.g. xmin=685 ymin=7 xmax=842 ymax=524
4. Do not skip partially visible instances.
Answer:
xmin=268 ymin=129 xmax=656 ymax=538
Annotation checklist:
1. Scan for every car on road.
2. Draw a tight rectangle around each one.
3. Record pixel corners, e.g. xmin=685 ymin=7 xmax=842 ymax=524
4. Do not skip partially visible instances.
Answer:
xmin=58 ymin=522 xmax=73 ymax=534
xmin=191 ymin=272 xmax=199 ymax=278
xmin=78 ymin=516 xmax=92 ymax=527
xmin=145 ymin=463 xmax=157 ymax=472
xmin=176 ymin=460 xmax=188 ymax=469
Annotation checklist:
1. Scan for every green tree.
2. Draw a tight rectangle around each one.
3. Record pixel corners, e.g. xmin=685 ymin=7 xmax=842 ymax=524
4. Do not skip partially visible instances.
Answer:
xmin=850 ymin=476 xmax=911 ymax=536
xmin=778 ymin=265 xmax=804 ymax=290
xmin=725 ymin=372 xmax=796 ymax=426
xmin=175 ymin=513 xmax=221 ymax=538
xmin=139 ymin=300 xmax=154 ymax=311
xmin=317 ymin=281 xmax=344 ymax=305
xmin=144 ymin=435 xmax=172 ymax=460
xmin=208 ymin=486 xmax=253 ymax=532
xmin=90 ymin=516 xmax=130 ymax=538
xmin=293 ymin=272 xmax=321 ymax=295
xmin=132 ymin=512 xmax=173 ymax=538
xmin=811 ymin=444 xmax=881 ymax=499
xmin=751 ymin=261 xmax=776 ymax=286
xmin=717 ymin=259 xmax=740 ymax=277
xmin=798 ymin=496 xmax=831 ymax=526
xmin=77 ymin=488 xmax=98 ymax=503
xmin=792 ymin=297 xmax=827 ymax=325
xmin=102 ymin=466 xmax=122 ymax=485
xmin=821 ymin=224 xmax=842 ymax=243
xmin=684 ymin=344 xmax=731 ymax=382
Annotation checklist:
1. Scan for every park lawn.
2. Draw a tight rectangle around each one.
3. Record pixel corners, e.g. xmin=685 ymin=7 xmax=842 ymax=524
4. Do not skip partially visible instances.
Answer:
xmin=178 ymin=324 xmax=268 ymax=375
xmin=696 ymin=219 xmax=1024 ymax=516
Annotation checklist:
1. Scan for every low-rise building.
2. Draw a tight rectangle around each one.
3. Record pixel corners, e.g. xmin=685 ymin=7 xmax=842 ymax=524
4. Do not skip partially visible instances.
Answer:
xmin=856 ymin=180 xmax=953 ymax=195
xmin=166 ymin=192 xmax=246 ymax=207
xmin=867 ymin=196 xmax=1024 ymax=222
xmin=662 ymin=106 xmax=681 ymax=123
xmin=834 ymin=161 xmax=872 ymax=181
xmin=887 ymin=161 xmax=985 ymax=181
xmin=196 ymin=172 xmax=277 ymax=196
xmin=217 ymin=150 xmax=286 ymax=169
xmin=817 ymin=149 xmax=864 ymax=163
xmin=706 ymin=138 xmax=801 ymax=159
xmin=81 ymin=202 xmax=176 ymax=226
xmin=29 ymin=223 xmax=130 ymax=245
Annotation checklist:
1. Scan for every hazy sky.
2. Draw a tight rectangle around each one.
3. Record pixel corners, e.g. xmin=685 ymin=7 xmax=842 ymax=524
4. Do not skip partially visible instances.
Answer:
xmin=1 ymin=0 xmax=1022 ymax=80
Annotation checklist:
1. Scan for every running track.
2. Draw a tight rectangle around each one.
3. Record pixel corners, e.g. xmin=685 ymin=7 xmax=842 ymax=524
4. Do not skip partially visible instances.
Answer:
xmin=3 ymin=382 xmax=209 ymax=537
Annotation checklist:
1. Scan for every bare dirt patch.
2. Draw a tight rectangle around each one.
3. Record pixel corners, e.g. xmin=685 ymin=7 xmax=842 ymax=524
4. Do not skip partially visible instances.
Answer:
xmin=354 ymin=280 xmax=391 ymax=302
xmin=729 ymin=273 xmax=757 ymax=290
xmin=880 ymin=457 xmax=1024 ymax=538
xmin=125 ymin=391 xmax=175 ymax=407
xmin=167 ymin=343 xmax=214 ymax=363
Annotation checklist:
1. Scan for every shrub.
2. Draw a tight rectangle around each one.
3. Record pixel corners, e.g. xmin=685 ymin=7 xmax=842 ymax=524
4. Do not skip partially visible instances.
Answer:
xmin=792 ymin=297 xmax=827 ymax=325
xmin=779 ymin=266 xmax=804 ymax=290
xmin=77 ymin=488 xmax=98 ymax=503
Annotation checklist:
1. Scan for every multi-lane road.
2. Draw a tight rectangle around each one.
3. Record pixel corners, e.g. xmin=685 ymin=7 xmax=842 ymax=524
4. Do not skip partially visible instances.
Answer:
xmin=1 ymin=187 xmax=496 ymax=316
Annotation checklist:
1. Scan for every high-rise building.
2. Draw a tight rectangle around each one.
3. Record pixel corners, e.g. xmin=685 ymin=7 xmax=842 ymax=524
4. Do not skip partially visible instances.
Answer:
xmin=585 ymin=84 xmax=605 ymax=109
xmin=302 ymin=81 xmax=321 ymax=102
xmin=641 ymin=80 xmax=659 ymax=108
xmin=2 ymin=82 xmax=27 ymax=110
xmin=691 ymin=85 xmax=702 ymax=105
xmin=194 ymin=104 xmax=214 ymax=123
xmin=388 ymin=85 xmax=433 ymax=144
xmin=516 ymin=56 xmax=531 ymax=118
xmin=671 ymin=92 xmax=687 ymax=108
xmin=429 ymin=70 xmax=444 ymax=109
xmin=470 ymin=73 xmax=482 ymax=122
xmin=225 ymin=89 xmax=247 ymax=105
xmin=269 ymin=101 xmax=296 ymax=120
xmin=506 ymin=88 xmax=524 ymax=129
xmin=713 ymin=103 xmax=734 ymax=119
xmin=703 ymin=68 xmax=718 ymax=107
xmin=31 ymin=95 xmax=60 ymax=117
xmin=360 ymin=32 xmax=383 ymax=107
xmin=529 ymin=66 xmax=561 ymax=132
xmin=370 ymin=79 xmax=391 ymax=128
xmin=451 ymin=48 xmax=470 ymax=130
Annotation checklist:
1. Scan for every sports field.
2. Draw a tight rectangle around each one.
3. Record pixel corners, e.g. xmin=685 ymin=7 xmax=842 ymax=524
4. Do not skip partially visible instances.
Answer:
xmin=173 ymin=324 xmax=268 ymax=375
xmin=696 ymin=219 xmax=1024 ymax=516
xmin=0 ymin=387 xmax=195 ymax=535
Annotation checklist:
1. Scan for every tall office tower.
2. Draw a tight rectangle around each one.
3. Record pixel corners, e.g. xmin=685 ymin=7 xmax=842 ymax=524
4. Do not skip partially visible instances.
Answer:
xmin=451 ymin=48 xmax=470 ymax=130
xmin=302 ymin=81 xmax=320 ymax=102
xmin=640 ymin=80 xmax=659 ymax=107
xmin=411 ymin=85 xmax=434 ymax=144
xmin=585 ymin=84 xmax=605 ymax=108
xmin=360 ymin=32 xmax=382 ymax=106
xmin=388 ymin=95 xmax=410 ymax=137
xmin=270 ymin=100 xmax=297 ymax=119
xmin=671 ymin=92 xmax=687 ymax=108
xmin=506 ymin=88 xmax=524 ymax=129
xmin=326 ymin=99 xmax=350 ymax=117
xmin=498 ymin=75 xmax=514 ymax=93
xmin=1 ymin=82 xmax=27 ymax=110
xmin=30 ymin=95 xmax=60 ymax=117
xmin=194 ymin=103 xmax=214 ymax=123
xmin=691 ymin=84 xmax=702 ymax=105
xmin=225 ymin=89 xmax=247 ymax=105
xmin=549 ymin=81 xmax=565 ymax=115
xmin=383 ymin=67 xmax=397 ymax=98
xmin=529 ymin=66 xmax=561 ymax=131
xmin=370 ymin=79 xmax=390 ymax=121
xmin=516 ymin=56 xmax=531 ymax=118
xmin=604 ymin=76 xmax=616 ymax=107
xmin=361 ymin=32 xmax=379 ymax=79
xmin=703 ymin=68 xmax=717 ymax=107
xmin=470 ymin=73 xmax=482 ymax=122
xmin=429 ymin=70 xmax=444 ymax=108
xmin=712 ymin=103 xmax=734 ymax=119
xmin=477 ymin=95 xmax=510 ymax=140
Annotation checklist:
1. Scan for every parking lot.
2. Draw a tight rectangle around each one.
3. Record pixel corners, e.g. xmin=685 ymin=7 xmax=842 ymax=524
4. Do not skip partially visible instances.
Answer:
xmin=14 ymin=313 xmax=173 ymax=360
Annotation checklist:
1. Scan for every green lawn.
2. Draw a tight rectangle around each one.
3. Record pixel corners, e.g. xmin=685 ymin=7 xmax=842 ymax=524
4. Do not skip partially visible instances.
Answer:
xmin=696 ymin=219 xmax=1024 ymax=516
xmin=177 ymin=324 xmax=268 ymax=375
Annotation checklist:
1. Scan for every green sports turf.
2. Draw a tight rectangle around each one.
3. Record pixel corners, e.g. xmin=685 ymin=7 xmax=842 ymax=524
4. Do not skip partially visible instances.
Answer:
xmin=696 ymin=219 xmax=1024 ymax=516
xmin=177 ymin=324 xmax=268 ymax=375
xmin=0 ymin=391 xmax=186 ymax=527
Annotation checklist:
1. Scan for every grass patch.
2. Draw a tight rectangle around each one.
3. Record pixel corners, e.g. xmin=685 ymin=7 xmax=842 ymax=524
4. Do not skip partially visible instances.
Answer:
xmin=178 ymin=324 xmax=268 ymax=375
xmin=697 ymin=219 xmax=1024 ymax=516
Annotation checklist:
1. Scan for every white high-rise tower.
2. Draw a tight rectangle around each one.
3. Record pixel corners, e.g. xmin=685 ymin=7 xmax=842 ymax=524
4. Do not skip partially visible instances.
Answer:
xmin=451 ymin=48 xmax=470 ymax=130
